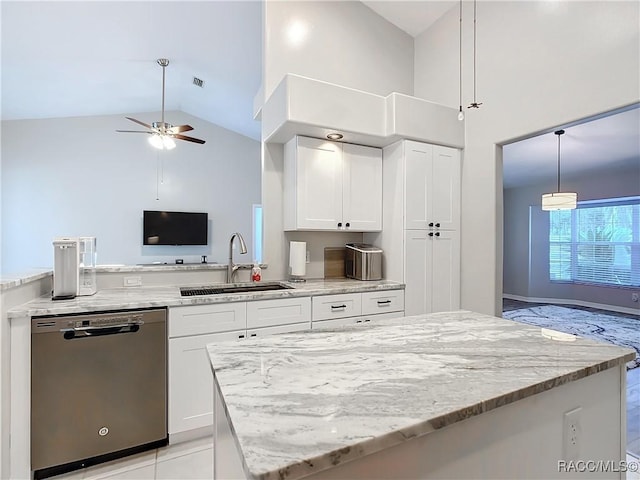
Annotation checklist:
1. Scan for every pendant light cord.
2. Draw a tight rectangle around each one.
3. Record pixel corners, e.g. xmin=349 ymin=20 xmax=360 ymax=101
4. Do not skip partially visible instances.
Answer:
xmin=467 ymin=0 xmax=482 ymax=109
xmin=473 ymin=0 xmax=477 ymax=104
xmin=555 ymin=129 xmax=565 ymax=193
xmin=458 ymin=0 xmax=463 ymax=115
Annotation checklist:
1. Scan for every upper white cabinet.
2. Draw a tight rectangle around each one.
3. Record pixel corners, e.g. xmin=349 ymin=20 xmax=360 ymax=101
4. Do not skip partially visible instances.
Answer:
xmin=405 ymin=141 xmax=460 ymax=231
xmin=284 ymin=136 xmax=382 ymax=232
xmin=365 ymin=140 xmax=461 ymax=316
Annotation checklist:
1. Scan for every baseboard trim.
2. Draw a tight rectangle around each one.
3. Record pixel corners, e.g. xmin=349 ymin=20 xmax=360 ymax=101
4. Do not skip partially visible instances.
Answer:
xmin=503 ymin=294 xmax=640 ymax=316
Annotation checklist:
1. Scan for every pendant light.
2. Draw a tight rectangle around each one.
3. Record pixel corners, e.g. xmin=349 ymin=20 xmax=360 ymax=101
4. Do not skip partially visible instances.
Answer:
xmin=457 ymin=0 xmax=464 ymax=121
xmin=467 ymin=0 xmax=482 ymax=110
xmin=541 ymin=130 xmax=577 ymax=210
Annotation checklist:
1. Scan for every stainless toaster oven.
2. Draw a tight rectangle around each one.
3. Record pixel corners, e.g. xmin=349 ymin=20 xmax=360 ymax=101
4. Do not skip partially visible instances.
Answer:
xmin=345 ymin=243 xmax=383 ymax=280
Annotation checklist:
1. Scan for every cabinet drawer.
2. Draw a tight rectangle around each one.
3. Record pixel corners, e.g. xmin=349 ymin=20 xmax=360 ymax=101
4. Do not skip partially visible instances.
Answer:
xmin=361 ymin=290 xmax=404 ymax=316
xmin=312 ymin=293 xmax=362 ymax=321
xmin=169 ymin=303 xmax=247 ymax=337
xmin=246 ymin=297 xmax=311 ymax=329
xmin=247 ymin=322 xmax=311 ymax=338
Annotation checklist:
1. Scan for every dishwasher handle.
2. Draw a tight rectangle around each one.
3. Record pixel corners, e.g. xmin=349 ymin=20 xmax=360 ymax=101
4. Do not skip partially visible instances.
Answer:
xmin=61 ymin=321 xmax=144 ymax=339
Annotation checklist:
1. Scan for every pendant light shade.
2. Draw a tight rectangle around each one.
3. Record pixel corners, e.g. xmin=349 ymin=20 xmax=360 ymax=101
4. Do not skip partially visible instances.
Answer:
xmin=541 ymin=192 xmax=577 ymax=210
xmin=541 ymin=129 xmax=577 ymax=211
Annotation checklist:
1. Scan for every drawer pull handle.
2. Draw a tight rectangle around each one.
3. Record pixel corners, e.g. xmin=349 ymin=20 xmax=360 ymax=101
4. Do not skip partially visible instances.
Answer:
xmin=356 ymin=319 xmax=363 ymax=323
xmin=377 ymin=300 xmax=392 ymax=306
xmin=238 ymin=334 xmax=245 ymax=339
xmin=250 ymin=333 xmax=257 ymax=337
xmin=331 ymin=304 xmax=347 ymax=310
xmin=364 ymin=318 xmax=371 ymax=322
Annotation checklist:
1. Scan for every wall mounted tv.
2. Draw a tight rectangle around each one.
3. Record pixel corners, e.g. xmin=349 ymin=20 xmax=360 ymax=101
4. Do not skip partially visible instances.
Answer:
xmin=143 ymin=210 xmax=208 ymax=246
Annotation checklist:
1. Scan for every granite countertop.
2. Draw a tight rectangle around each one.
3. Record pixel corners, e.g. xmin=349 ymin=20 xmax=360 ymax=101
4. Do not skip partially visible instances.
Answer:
xmin=7 ymin=279 xmax=403 ymax=319
xmin=207 ymin=310 xmax=636 ymax=480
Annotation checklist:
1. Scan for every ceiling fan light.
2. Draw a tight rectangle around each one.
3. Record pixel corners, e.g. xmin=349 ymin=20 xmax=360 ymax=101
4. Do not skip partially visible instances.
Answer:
xmin=541 ymin=192 xmax=577 ymax=211
xmin=148 ymin=134 xmax=164 ymax=150
xmin=162 ymin=136 xmax=176 ymax=150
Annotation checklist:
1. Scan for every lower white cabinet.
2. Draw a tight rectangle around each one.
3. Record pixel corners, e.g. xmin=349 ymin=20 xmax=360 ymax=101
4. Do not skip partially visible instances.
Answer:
xmin=312 ymin=291 xmax=404 ymax=329
xmin=405 ymin=229 xmax=460 ymax=315
xmin=168 ymin=297 xmax=311 ymax=436
xmin=169 ymin=330 xmax=241 ymax=435
xmin=168 ymin=291 xmax=402 ymax=437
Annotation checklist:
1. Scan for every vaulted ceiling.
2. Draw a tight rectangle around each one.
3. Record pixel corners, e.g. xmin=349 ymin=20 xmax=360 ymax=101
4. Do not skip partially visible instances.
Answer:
xmin=2 ymin=1 xmax=637 ymax=187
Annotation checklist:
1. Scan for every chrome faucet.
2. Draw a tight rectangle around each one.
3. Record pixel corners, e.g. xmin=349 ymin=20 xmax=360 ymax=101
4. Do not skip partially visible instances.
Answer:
xmin=227 ymin=232 xmax=248 ymax=283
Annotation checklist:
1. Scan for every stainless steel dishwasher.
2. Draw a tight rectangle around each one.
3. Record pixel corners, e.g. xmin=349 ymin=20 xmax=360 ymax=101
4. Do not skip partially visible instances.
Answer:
xmin=31 ymin=308 xmax=168 ymax=480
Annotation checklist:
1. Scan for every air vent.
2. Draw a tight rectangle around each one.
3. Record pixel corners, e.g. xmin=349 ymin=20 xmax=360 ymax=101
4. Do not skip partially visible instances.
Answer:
xmin=192 ymin=77 xmax=204 ymax=88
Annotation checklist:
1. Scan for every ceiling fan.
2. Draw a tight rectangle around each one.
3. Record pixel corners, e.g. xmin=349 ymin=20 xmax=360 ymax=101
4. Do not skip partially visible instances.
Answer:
xmin=116 ymin=58 xmax=205 ymax=149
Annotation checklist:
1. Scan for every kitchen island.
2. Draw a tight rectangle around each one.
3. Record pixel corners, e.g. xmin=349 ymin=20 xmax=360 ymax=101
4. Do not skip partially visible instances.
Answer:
xmin=208 ymin=310 xmax=635 ymax=480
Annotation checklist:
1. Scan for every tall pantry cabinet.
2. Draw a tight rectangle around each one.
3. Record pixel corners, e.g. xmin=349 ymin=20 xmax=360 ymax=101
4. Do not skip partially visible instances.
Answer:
xmin=366 ymin=140 xmax=461 ymax=315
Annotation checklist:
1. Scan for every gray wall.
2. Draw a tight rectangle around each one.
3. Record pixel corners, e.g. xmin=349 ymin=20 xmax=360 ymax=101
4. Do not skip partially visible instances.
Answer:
xmin=503 ymin=163 xmax=640 ymax=310
xmin=1 ymin=111 xmax=261 ymax=274
xmin=414 ymin=1 xmax=640 ymax=315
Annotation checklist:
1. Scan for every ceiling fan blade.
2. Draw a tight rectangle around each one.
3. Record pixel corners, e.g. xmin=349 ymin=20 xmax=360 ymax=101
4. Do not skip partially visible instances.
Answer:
xmin=125 ymin=117 xmax=152 ymax=129
xmin=167 ymin=124 xmax=194 ymax=134
xmin=116 ymin=130 xmax=152 ymax=134
xmin=174 ymin=134 xmax=206 ymax=145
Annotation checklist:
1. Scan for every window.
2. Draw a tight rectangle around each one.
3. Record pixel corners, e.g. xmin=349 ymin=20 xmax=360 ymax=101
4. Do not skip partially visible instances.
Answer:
xmin=252 ymin=204 xmax=263 ymax=264
xmin=549 ymin=197 xmax=640 ymax=287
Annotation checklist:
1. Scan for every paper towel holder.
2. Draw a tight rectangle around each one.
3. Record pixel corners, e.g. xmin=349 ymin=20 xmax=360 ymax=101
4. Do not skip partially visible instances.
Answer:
xmin=289 ymin=241 xmax=307 ymax=283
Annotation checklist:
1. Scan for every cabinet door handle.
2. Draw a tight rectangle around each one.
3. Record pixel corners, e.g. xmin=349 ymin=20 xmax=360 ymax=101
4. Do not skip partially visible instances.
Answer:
xmin=428 ymin=232 xmax=434 ymax=237
xmin=377 ymin=300 xmax=392 ymax=306
xmin=345 ymin=222 xmax=350 ymax=228
xmin=331 ymin=304 xmax=347 ymax=310
xmin=435 ymin=232 xmax=441 ymax=237
xmin=337 ymin=222 xmax=342 ymax=228
xmin=428 ymin=222 xmax=434 ymax=227
xmin=435 ymin=223 xmax=441 ymax=228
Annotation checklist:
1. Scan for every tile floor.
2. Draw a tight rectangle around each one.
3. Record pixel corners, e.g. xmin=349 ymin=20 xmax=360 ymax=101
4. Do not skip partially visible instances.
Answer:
xmin=50 ymin=436 xmax=213 ymax=480
xmin=47 ymin=440 xmax=640 ymax=480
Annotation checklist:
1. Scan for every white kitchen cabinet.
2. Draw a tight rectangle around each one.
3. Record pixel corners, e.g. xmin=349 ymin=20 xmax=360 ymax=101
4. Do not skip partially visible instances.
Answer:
xmin=404 ymin=230 xmax=460 ymax=315
xmin=361 ymin=290 xmax=404 ymax=316
xmin=284 ymin=136 xmax=382 ymax=231
xmin=169 ymin=298 xmax=312 ymax=437
xmin=312 ymin=293 xmax=362 ymax=321
xmin=311 ymin=290 xmax=404 ymax=329
xmin=405 ymin=141 xmax=460 ymax=231
xmin=366 ymin=140 xmax=461 ymax=316
xmin=169 ymin=330 xmax=242 ymax=435
xmin=246 ymin=297 xmax=311 ymax=329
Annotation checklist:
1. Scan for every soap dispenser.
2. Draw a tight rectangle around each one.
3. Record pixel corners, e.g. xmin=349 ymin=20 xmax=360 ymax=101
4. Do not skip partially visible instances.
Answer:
xmin=251 ymin=262 xmax=262 ymax=282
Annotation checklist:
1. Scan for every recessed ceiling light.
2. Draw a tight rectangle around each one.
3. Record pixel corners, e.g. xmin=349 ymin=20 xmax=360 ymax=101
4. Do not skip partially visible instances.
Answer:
xmin=327 ymin=133 xmax=343 ymax=140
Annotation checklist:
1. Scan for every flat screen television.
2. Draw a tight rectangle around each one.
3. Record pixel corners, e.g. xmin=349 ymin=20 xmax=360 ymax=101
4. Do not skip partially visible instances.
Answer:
xmin=143 ymin=210 xmax=208 ymax=246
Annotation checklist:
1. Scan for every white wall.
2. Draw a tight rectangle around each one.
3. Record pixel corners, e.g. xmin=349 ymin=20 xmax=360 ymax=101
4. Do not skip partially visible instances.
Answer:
xmin=1 ymin=112 xmax=261 ymax=275
xmin=504 ymin=164 xmax=640 ymax=310
xmin=262 ymin=0 xmax=414 ymax=102
xmin=261 ymin=0 xmax=414 ymax=280
xmin=414 ymin=1 xmax=640 ymax=315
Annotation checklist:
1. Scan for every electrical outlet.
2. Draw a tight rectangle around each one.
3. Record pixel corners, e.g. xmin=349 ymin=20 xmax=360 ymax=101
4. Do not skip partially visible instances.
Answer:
xmin=632 ymin=293 xmax=639 ymax=302
xmin=563 ymin=407 xmax=581 ymax=460
xmin=123 ymin=276 xmax=142 ymax=287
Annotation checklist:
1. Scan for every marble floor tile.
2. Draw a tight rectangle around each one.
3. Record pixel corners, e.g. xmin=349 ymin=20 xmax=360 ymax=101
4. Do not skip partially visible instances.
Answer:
xmin=156 ymin=435 xmax=213 ymax=462
xmin=155 ymin=447 xmax=213 ymax=480
xmin=82 ymin=451 xmax=157 ymax=480
xmin=96 ymin=464 xmax=156 ymax=480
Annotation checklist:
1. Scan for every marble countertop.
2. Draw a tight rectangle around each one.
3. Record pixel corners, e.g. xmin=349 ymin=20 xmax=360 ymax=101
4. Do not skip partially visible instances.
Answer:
xmin=207 ymin=310 xmax=636 ymax=480
xmin=7 ymin=279 xmax=403 ymax=319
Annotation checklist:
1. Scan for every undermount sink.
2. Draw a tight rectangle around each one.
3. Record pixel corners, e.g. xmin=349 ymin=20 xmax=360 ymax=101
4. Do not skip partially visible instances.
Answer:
xmin=180 ymin=282 xmax=293 ymax=297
